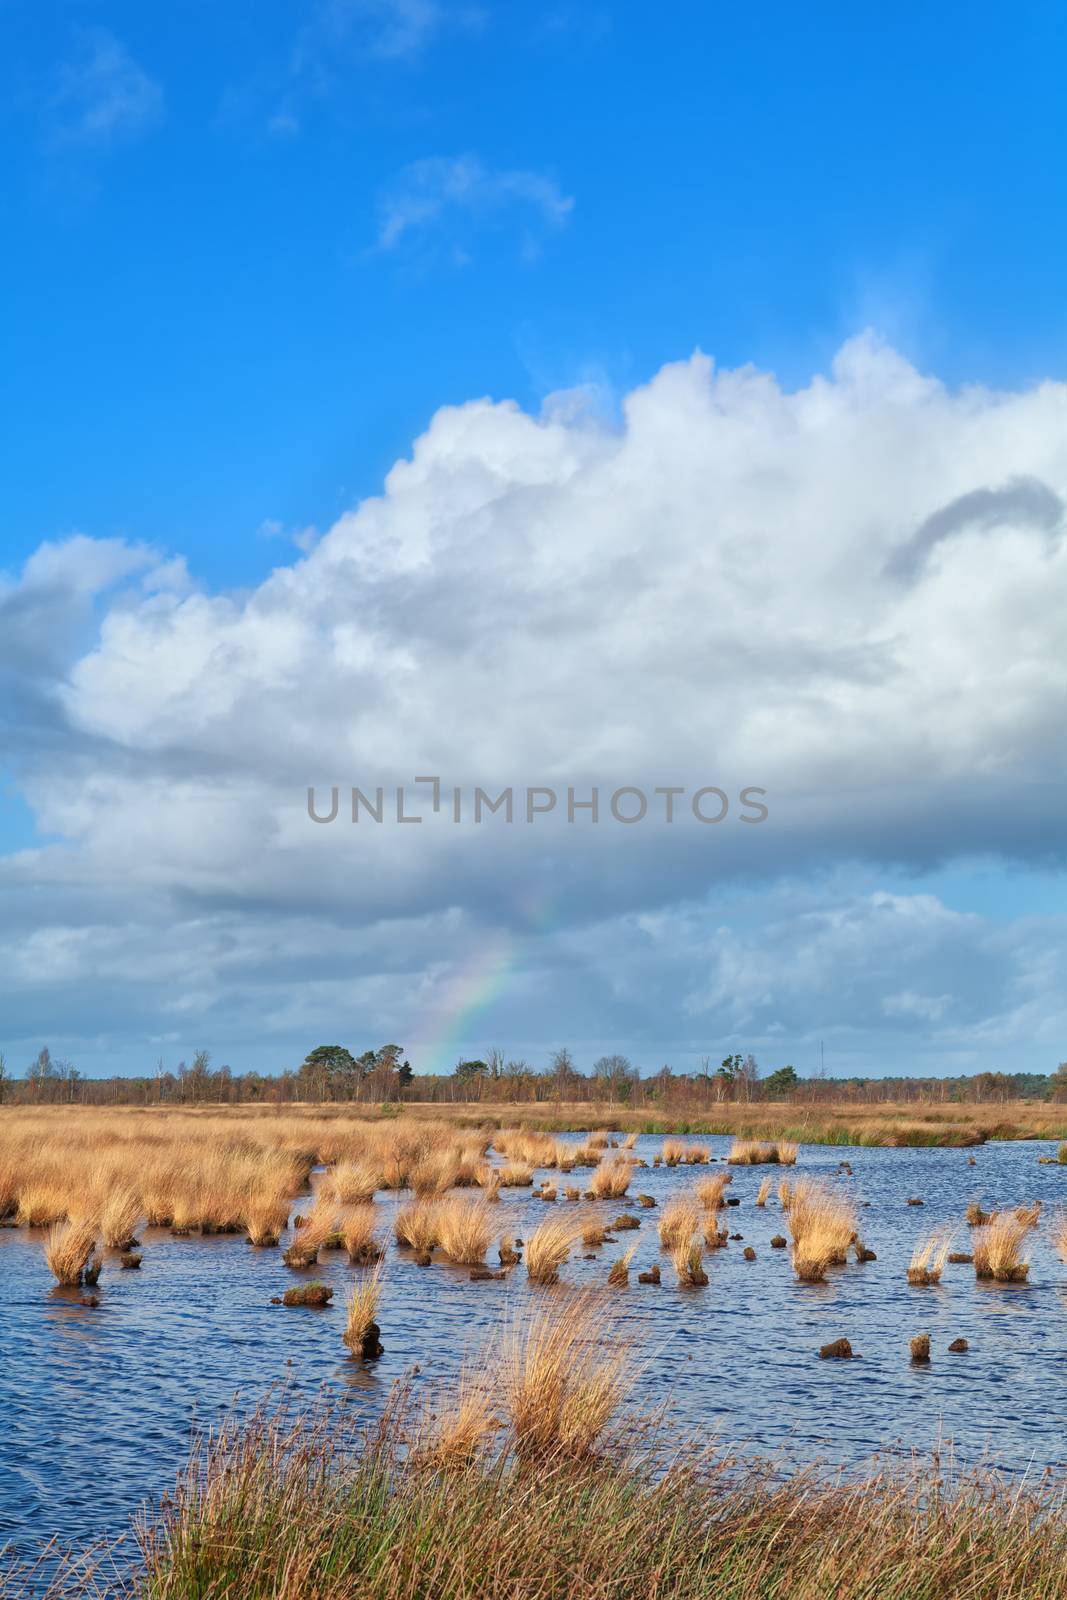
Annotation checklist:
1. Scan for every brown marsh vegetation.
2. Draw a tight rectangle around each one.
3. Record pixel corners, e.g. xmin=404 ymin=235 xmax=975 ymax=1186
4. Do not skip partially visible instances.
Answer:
xmin=972 ymin=1215 xmax=1032 ymax=1282
xmin=7 ymin=1103 xmax=1067 ymax=1600
xmin=42 ymin=1288 xmax=1067 ymax=1600
xmin=787 ymin=1180 xmax=857 ymax=1283
xmin=907 ymin=1229 xmax=955 ymax=1286
xmin=727 ymin=1137 xmax=798 ymax=1165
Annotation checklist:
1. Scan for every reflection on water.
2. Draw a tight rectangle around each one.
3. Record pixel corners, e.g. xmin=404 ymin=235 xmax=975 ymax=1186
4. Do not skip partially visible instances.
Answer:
xmin=2 ymin=1135 xmax=1067 ymax=1573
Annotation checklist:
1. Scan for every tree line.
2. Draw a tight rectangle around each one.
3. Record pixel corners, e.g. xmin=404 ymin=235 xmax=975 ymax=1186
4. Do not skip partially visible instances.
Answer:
xmin=1 ymin=1043 xmax=1064 ymax=1108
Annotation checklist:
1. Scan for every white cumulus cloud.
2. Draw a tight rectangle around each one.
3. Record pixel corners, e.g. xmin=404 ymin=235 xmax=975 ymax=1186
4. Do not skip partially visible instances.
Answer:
xmin=2 ymin=335 xmax=1065 ymax=1074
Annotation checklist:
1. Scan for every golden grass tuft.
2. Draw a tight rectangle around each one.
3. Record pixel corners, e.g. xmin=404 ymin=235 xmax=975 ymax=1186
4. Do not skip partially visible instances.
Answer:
xmin=474 ymin=1164 xmax=502 ymax=1201
xmin=607 ymin=1246 xmax=637 ymax=1286
xmin=501 ymin=1289 xmax=636 ymax=1460
xmin=417 ymin=1372 xmax=500 ymax=1469
xmin=283 ymin=1203 xmax=338 ymax=1267
xmin=342 ymin=1264 xmax=384 ymax=1358
xmin=44 ymin=1218 xmax=100 ymax=1285
xmin=671 ymin=1237 xmax=708 ymax=1286
xmin=788 ymin=1180 xmax=856 ymax=1267
xmin=972 ymin=1215 xmax=1030 ymax=1282
xmin=435 ymin=1197 xmax=493 ymax=1265
xmin=409 ymin=1148 xmax=461 ymax=1198
xmin=695 ymin=1173 xmax=730 ymax=1210
xmin=17 ymin=1180 xmax=68 ymax=1228
xmin=728 ymin=1138 xmax=797 ymax=1165
xmin=587 ymin=1155 xmax=635 ymax=1199
xmin=394 ymin=1200 xmax=440 ymax=1254
xmin=580 ymin=1213 xmax=609 ymax=1248
xmin=791 ymin=1239 xmax=833 ymax=1283
xmin=340 ymin=1205 xmax=384 ymax=1265
xmin=907 ymin=1229 xmax=954 ymax=1286
xmin=524 ymin=1215 xmax=582 ymax=1285
xmin=756 ymin=1177 xmax=773 ymax=1207
xmin=702 ymin=1215 xmax=728 ymax=1249
xmin=497 ymin=1162 xmax=534 ymax=1187
xmin=658 ymin=1196 xmax=701 ymax=1251
xmin=245 ymin=1195 xmax=291 ymax=1247
xmin=322 ymin=1159 xmax=381 ymax=1206
xmin=100 ymin=1185 xmax=141 ymax=1249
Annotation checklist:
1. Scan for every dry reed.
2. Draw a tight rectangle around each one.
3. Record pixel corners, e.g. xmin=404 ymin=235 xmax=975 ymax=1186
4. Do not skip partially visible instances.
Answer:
xmin=342 ymin=1265 xmax=384 ymax=1358
xmin=907 ymin=1229 xmax=954 ymax=1286
xmin=972 ymin=1216 xmax=1030 ymax=1282
xmin=658 ymin=1197 xmax=701 ymax=1250
xmin=587 ymin=1155 xmax=635 ymax=1200
xmin=44 ymin=1219 xmax=100 ymax=1285
xmin=524 ymin=1216 xmax=582 ymax=1285
xmin=671 ymin=1238 xmax=708 ymax=1286
xmin=435 ymin=1197 xmax=493 ymax=1265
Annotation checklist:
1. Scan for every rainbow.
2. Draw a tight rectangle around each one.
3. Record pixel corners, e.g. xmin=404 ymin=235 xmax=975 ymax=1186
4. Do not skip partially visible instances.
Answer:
xmin=406 ymin=885 xmax=557 ymax=1074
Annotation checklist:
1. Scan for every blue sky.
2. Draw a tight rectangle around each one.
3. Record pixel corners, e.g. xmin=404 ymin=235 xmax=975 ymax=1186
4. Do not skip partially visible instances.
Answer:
xmin=0 ymin=2 xmax=1065 ymax=1079
xmin=5 ymin=1 xmax=1066 ymax=587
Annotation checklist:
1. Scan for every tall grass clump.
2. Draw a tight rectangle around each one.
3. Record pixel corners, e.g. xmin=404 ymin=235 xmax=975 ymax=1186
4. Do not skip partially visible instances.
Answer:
xmin=696 ymin=1173 xmax=731 ymax=1210
xmin=500 ymin=1290 xmax=636 ymax=1461
xmin=435 ymin=1197 xmax=493 ymax=1265
xmin=415 ymin=1371 xmax=500 ymax=1470
xmin=788 ymin=1181 xmax=856 ymax=1283
xmin=702 ymin=1214 xmax=728 ymax=1250
xmin=394 ymin=1200 xmax=440 ymax=1254
xmin=342 ymin=1265 xmax=384 ymax=1359
xmin=44 ymin=1219 xmax=100 ymax=1285
xmin=283 ymin=1204 xmax=337 ymax=1267
xmin=410 ymin=1148 xmax=462 ymax=1198
xmin=100 ymin=1185 xmax=141 ymax=1249
xmin=474 ymin=1163 xmax=502 ymax=1201
xmin=658 ymin=1197 xmax=701 ymax=1251
xmin=524 ymin=1216 xmax=582 ymax=1285
xmin=580 ymin=1213 xmax=609 ymax=1248
xmin=973 ymin=1216 xmax=1030 ymax=1282
xmin=607 ymin=1246 xmax=637 ymax=1286
xmin=341 ymin=1205 xmax=384 ymax=1265
xmin=907 ymin=1229 xmax=954 ymax=1286
xmin=588 ymin=1155 xmax=635 ymax=1199
xmin=245 ymin=1195 xmax=291 ymax=1247
xmin=16 ymin=1180 xmax=68 ymax=1228
xmin=497 ymin=1162 xmax=534 ymax=1187
xmin=671 ymin=1238 xmax=708 ymax=1287
xmin=728 ymin=1139 xmax=797 ymax=1165
xmin=323 ymin=1159 xmax=381 ymax=1206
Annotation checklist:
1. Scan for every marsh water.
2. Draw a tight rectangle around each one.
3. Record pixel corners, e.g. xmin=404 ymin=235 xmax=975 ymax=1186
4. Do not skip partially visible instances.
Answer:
xmin=3 ymin=1135 xmax=1067 ymax=1579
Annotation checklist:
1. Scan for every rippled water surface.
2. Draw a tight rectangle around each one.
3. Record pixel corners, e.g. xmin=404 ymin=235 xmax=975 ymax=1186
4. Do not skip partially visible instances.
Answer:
xmin=3 ymin=1135 xmax=1067 ymax=1576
